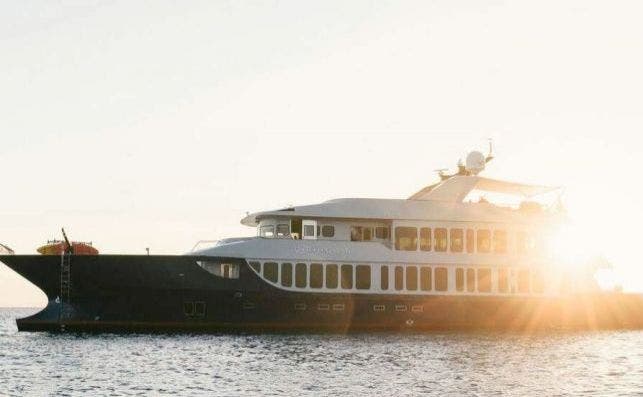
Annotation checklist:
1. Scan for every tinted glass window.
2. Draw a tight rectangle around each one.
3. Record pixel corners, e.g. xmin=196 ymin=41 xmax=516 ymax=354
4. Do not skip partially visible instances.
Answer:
xmin=249 ymin=261 xmax=261 ymax=273
xmin=406 ymin=266 xmax=418 ymax=291
xmin=321 ymin=225 xmax=335 ymax=238
xmin=450 ymin=229 xmax=464 ymax=252
xmin=420 ymin=228 xmax=431 ymax=251
xmin=322 ymin=264 xmax=337 ymax=289
xmin=263 ymin=262 xmax=278 ymax=283
xmin=281 ymin=263 xmax=292 ymax=287
xmin=466 ymin=229 xmax=475 ymax=253
xmin=310 ymin=263 xmax=323 ymax=288
xmin=276 ymin=224 xmax=290 ymax=238
xmin=477 ymin=268 xmax=491 ymax=292
xmin=518 ymin=268 xmax=530 ymax=293
xmin=356 ymin=265 xmax=371 ymax=290
xmin=295 ymin=263 xmax=307 ymax=288
xmin=477 ymin=230 xmax=491 ymax=253
xmin=493 ymin=230 xmax=507 ymax=254
xmin=420 ymin=267 xmax=432 ymax=291
xmin=435 ymin=267 xmax=448 ymax=291
xmin=341 ymin=265 xmax=353 ymax=289
xmin=395 ymin=227 xmax=418 ymax=251
xmin=380 ymin=265 xmax=389 ymax=290
xmin=434 ymin=228 xmax=448 ymax=252
xmin=363 ymin=228 xmax=372 ymax=241
xmin=350 ymin=226 xmax=363 ymax=241
xmin=395 ymin=266 xmax=404 ymax=290
xmin=466 ymin=269 xmax=475 ymax=292
xmin=375 ymin=227 xmax=389 ymax=239
xmin=456 ymin=268 xmax=464 ymax=292
xmin=497 ymin=268 xmax=509 ymax=293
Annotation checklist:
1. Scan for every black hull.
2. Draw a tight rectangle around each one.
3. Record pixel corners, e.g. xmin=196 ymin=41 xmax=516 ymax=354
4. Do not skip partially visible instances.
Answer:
xmin=2 ymin=254 xmax=643 ymax=333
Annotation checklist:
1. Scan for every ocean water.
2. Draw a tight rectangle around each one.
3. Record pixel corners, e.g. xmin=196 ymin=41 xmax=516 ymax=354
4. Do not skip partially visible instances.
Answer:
xmin=0 ymin=308 xmax=642 ymax=396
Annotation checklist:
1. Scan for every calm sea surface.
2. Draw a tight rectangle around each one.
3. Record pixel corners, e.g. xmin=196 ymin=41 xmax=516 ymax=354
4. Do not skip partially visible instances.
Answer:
xmin=1 ymin=308 xmax=642 ymax=396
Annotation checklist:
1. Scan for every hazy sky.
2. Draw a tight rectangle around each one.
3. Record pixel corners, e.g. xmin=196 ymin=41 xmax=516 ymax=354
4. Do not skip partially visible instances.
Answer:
xmin=2 ymin=0 xmax=643 ymax=306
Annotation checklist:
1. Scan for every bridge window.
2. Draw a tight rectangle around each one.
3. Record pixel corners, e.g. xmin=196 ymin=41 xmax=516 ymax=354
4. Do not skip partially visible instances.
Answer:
xmin=406 ymin=266 xmax=418 ymax=291
xmin=493 ymin=230 xmax=507 ymax=254
xmin=450 ymin=229 xmax=464 ymax=252
xmin=303 ymin=224 xmax=315 ymax=238
xmin=295 ymin=263 xmax=307 ymax=288
xmin=395 ymin=227 xmax=418 ymax=251
xmin=363 ymin=227 xmax=373 ymax=241
xmin=381 ymin=265 xmax=389 ymax=290
xmin=321 ymin=225 xmax=335 ymax=238
xmin=420 ymin=228 xmax=432 ymax=251
xmin=281 ymin=263 xmax=292 ymax=287
xmin=341 ymin=265 xmax=353 ymax=289
xmin=351 ymin=226 xmax=363 ymax=241
xmin=466 ymin=229 xmax=475 ymax=253
xmin=249 ymin=261 xmax=260 ymax=273
xmin=310 ymin=263 xmax=323 ymax=289
xmin=395 ymin=266 xmax=404 ymax=290
xmin=326 ymin=264 xmax=338 ymax=289
xmin=434 ymin=228 xmax=448 ymax=252
xmin=356 ymin=265 xmax=371 ymax=290
xmin=260 ymin=225 xmax=275 ymax=238
xmin=456 ymin=268 xmax=465 ymax=292
xmin=497 ymin=268 xmax=509 ymax=293
xmin=375 ymin=227 xmax=390 ymax=239
xmin=466 ymin=269 xmax=475 ymax=292
xmin=420 ymin=267 xmax=432 ymax=291
xmin=477 ymin=230 xmax=491 ymax=253
xmin=435 ymin=267 xmax=448 ymax=291
xmin=276 ymin=224 xmax=290 ymax=238
xmin=263 ymin=262 xmax=278 ymax=283
xmin=518 ymin=269 xmax=530 ymax=293
xmin=477 ymin=268 xmax=491 ymax=292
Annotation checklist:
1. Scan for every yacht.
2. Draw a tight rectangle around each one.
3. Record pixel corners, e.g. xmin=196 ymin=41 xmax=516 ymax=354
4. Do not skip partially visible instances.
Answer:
xmin=1 ymin=148 xmax=642 ymax=332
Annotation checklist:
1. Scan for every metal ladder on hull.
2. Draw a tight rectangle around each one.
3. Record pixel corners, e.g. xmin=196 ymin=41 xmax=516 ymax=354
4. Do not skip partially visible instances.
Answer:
xmin=59 ymin=252 xmax=72 ymax=323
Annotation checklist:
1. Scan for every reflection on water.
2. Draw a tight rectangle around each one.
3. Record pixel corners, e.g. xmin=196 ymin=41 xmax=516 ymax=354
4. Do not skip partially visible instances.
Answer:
xmin=1 ymin=308 xmax=642 ymax=396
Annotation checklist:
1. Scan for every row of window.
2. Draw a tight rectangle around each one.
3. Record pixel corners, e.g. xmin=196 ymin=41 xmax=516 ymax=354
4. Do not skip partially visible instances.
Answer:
xmin=350 ymin=226 xmax=390 ymax=241
xmin=395 ymin=227 xmax=535 ymax=254
xmin=250 ymin=262 xmax=543 ymax=294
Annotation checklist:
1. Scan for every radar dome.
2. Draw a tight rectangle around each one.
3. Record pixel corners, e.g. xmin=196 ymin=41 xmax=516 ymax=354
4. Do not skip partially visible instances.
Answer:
xmin=465 ymin=151 xmax=486 ymax=175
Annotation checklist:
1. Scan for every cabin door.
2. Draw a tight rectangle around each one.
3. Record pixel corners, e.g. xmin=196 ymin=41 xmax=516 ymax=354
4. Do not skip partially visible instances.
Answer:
xmin=302 ymin=220 xmax=317 ymax=240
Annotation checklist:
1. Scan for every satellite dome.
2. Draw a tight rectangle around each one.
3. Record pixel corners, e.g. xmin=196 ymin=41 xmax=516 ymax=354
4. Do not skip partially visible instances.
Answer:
xmin=465 ymin=151 xmax=486 ymax=175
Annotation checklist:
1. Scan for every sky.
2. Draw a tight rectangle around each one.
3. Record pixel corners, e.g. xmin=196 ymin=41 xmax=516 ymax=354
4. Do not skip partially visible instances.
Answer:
xmin=1 ymin=0 xmax=643 ymax=307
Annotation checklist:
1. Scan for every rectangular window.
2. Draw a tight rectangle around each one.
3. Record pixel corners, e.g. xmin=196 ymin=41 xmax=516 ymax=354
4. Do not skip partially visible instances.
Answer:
xmin=420 ymin=228 xmax=432 ymax=251
xmin=356 ymin=265 xmax=371 ymax=290
xmin=420 ymin=267 xmax=432 ymax=291
xmin=375 ymin=227 xmax=390 ymax=239
xmin=493 ymin=230 xmax=507 ymax=254
xmin=363 ymin=227 xmax=373 ymax=241
xmin=497 ymin=268 xmax=509 ymax=293
xmin=281 ymin=263 xmax=292 ymax=287
xmin=350 ymin=226 xmax=363 ymax=241
xmin=249 ymin=261 xmax=261 ymax=273
xmin=477 ymin=268 xmax=491 ymax=293
xmin=516 ymin=231 xmax=527 ymax=254
xmin=395 ymin=227 xmax=418 ymax=251
xmin=380 ymin=265 xmax=389 ymax=290
xmin=295 ymin=263 xmax=307 ymax=288
xmin=373 ymin=304 xmax=386 ymax=312
xmin=310 ymin=263 xmax=323 ymax=289
xmin=276 ymin=224 xmax=290 ymax=238
xmin=532 ymin=270 xmax=544 ymax=293
xmin=326 ymin=264 xmax=338 ymax=289
xmin=456 ymin=268 xmax=464 ymax=292
xmin=477 ymin=230 xmax=491 ymax=253
xmin=406 ymin=266 xmax=418 ymax=291
xmin=466 ymin=269 xmax=475 ymax=292
xmin=321 ymin=225 xmax=335 ymax=238
xmin=303 ymin=225 xmax=315 ymax=237
xmin=435 ymin=267 xmax=448 ymax=291
xmin=263 ymin=262 xmax=278 ymax=283
xmin=395 ymin=266 xmax=404 ymax=290
xmin=341 ymin=265 xmax=353 ymax=289
xmin=466 ymin=229 xmax=475 ymax=253
xmin=260 ymin=225 xmax=275 ymax=238
xmin=434 ymin=228 xmax=448 ymax=252
xmin=518 ymin=268 xmax=530 ymax=293
xmin=450 ymin=229 xmax=464 ymax=252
